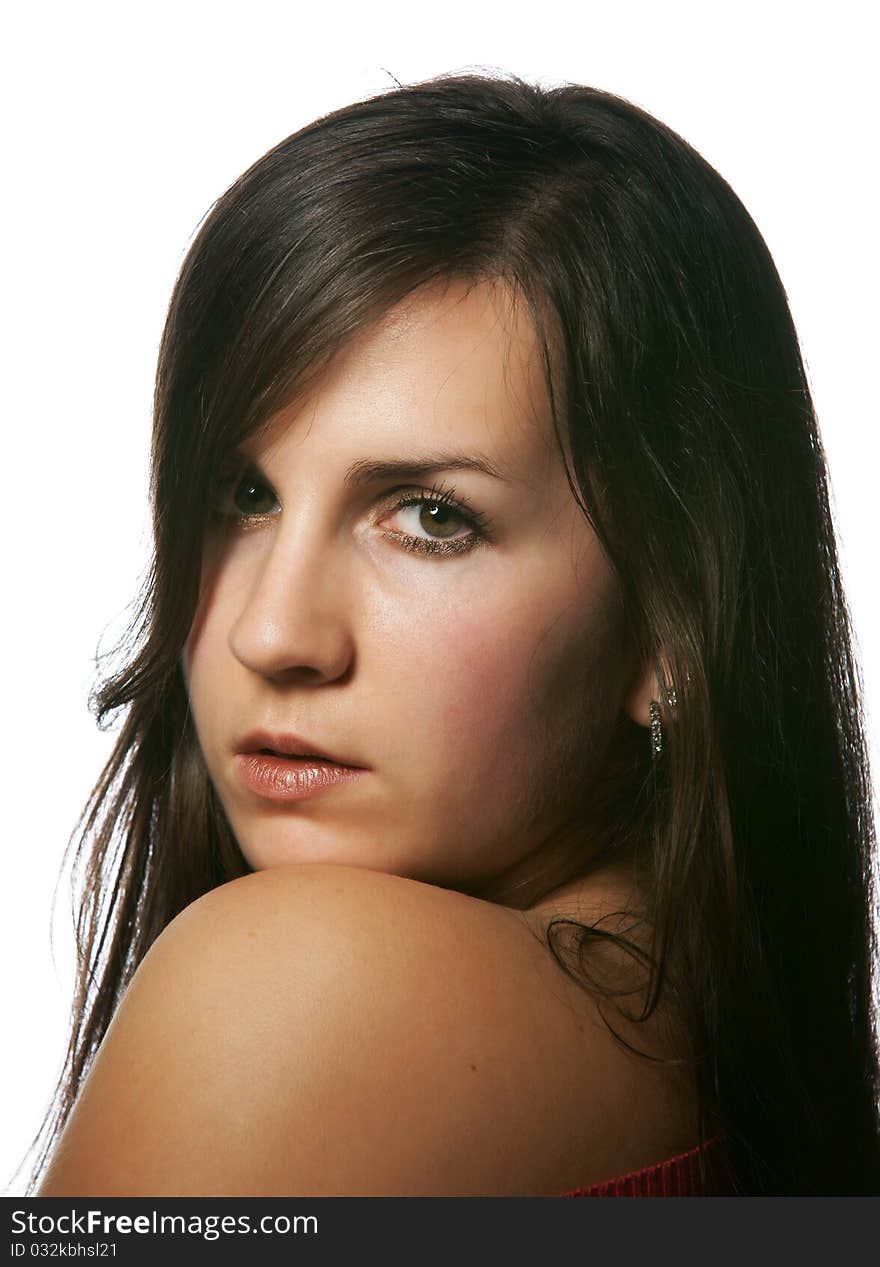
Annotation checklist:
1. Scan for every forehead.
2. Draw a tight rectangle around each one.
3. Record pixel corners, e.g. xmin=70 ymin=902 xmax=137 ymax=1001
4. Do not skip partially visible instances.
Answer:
xmin=254 ymin=277 xmax=562 ymax=478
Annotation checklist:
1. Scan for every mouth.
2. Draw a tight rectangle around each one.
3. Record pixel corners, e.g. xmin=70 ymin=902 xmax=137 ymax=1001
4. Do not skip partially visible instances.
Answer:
xmin=236 ymin=730 xmax=366 ymax=770
xmin=234 ymin=746 xmax=367 ymax=801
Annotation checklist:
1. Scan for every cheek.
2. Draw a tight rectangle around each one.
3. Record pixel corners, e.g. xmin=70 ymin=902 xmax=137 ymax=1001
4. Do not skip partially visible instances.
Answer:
xmin=380 ymin=589 xmax=585 ymax=760
xmin=180 ymin=610 xmax=230 ymax=756
xmin=180 ymin=556 xmax=236 ymax=721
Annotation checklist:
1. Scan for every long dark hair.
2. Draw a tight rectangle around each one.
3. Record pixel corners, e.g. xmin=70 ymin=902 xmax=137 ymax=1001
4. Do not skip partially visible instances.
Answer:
xmin=26 ymin=70 xmax=879 ymax=1195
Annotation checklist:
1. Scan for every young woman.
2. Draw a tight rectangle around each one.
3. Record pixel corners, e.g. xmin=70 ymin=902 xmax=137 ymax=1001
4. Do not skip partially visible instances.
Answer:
xmin=29 ymin=71 xmax=879 ymax=1196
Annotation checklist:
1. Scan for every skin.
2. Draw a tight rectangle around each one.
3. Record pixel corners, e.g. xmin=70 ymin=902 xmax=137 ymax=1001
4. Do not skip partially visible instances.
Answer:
xmin=182 ymin=276 xmax=658 ymax=909
xmin=36 ymin=863 xmax=699 ymax=1196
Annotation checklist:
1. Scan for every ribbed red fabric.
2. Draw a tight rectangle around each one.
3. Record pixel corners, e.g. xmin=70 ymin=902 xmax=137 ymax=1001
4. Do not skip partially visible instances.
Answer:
xmin=558 ymin=1130 xmax=732 ymax=1196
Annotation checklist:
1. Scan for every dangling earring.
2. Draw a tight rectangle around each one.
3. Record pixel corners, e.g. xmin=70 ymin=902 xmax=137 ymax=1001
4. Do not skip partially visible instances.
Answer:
xmin=649 ymin=700 xmax=663 ymax=758
xmin=649 ymin=684 xmax=677 ymax=759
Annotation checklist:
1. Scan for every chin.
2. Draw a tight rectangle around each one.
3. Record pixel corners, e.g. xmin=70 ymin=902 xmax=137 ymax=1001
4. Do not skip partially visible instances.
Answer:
xmin=234 ymin=835 xmax=462 ymax=895
xmin=227 ymin=812 xmax=504 ymax=893
xmin=231 ymin=820 xmax=397 ymax=878
xmin=239 ymin=842 xmax=366 ymax=874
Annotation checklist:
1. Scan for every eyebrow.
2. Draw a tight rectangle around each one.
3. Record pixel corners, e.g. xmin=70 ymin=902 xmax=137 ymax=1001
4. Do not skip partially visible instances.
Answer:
xmin=343 ymin=453 xmax=512 ymax=486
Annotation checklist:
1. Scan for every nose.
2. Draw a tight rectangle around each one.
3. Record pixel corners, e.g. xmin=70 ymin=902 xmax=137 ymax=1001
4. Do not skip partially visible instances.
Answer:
xmin=228 ymin=521 xmax=356 ymax=685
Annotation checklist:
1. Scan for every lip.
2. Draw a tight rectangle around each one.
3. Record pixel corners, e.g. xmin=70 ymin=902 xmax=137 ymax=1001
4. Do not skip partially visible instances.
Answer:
xmin=236 ymin=729 xmax=365 ymax=769
xmin=234 ymin=752 xmax=366 ymax=802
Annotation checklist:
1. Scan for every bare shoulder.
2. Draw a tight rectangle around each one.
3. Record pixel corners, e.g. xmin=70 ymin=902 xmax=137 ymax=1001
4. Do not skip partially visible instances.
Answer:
xmin=38 ymin=864 xmax=697 ymax=1196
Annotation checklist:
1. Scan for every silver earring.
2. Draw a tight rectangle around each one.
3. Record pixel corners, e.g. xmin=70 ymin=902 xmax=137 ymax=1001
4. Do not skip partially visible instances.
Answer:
xmin=649 ymin=700 xmax=663 ymax=758
xmin=650 ymin=658 xmax=679 ymax=759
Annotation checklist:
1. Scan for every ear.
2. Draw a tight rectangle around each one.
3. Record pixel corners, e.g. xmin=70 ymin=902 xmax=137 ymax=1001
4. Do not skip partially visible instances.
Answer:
xmin=623 ymin=655 xmax=671 ymax=729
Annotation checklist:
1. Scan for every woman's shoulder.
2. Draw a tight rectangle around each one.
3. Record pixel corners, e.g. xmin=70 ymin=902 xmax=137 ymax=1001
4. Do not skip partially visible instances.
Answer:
xmin=39 ymin=863 xmax=697 ymax=1196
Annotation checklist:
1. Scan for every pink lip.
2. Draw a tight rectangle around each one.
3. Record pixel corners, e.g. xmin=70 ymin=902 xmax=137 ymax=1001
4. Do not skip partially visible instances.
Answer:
xmin=234 ymin=752 xmax=366 ymax=802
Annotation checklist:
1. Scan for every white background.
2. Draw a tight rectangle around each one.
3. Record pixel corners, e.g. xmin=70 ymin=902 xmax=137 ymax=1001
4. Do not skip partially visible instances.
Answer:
xmin=2 ymin=1 xmax=877 ymax=1195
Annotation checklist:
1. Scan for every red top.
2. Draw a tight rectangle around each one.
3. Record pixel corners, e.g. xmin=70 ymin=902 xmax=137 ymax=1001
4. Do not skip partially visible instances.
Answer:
xmin=558 ymin=1130 xmax=733 ymax=1196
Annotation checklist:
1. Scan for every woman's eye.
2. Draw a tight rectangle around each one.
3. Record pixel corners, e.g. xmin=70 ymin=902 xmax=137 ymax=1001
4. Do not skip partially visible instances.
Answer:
xmin=393 ymin=500 xmax=468 ymax=540
xmin=214 ymin=469 xmax=280 ymax=520
xmin=380 ymin=488 xmax=490 ymax=557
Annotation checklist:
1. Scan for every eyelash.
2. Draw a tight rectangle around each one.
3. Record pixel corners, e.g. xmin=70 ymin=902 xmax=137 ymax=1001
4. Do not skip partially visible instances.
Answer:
xmin=210 ymin=469 xmax=492 ymax=558
xmin=383 ymin=482 xmax=491 ymax=556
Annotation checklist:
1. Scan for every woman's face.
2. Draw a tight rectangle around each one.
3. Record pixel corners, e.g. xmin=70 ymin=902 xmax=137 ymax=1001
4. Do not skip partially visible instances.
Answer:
xmin=182 ymin=278 xmax=641 ymax=897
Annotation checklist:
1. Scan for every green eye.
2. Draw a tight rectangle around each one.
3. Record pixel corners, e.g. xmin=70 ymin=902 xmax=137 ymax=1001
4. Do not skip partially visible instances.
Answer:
xmin=413 ymin=500 xmax=467 ymax=539
xmin=212 ymin=465 xmax=280 ymax=521
xmin=231 ymin=473 xmax=279 ymax=517
xmin=380 ymin=483 xmax=491 ymax=557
